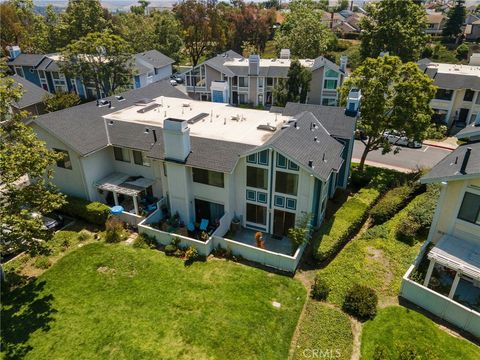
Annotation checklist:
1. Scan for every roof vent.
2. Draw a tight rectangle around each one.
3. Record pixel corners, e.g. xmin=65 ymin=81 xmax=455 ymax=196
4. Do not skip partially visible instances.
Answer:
xmin=257 ymin=124 xmax=276 ymax=132
xmin=314 ymin=136 xmax=318 ymax=142
xmin=460 ymin=147 xmax=472 ymax=174
xmin=322 ymin=153 xmax=327 ymax=162
xmin=135 ymin=98 xmax=154 ymax=106
xmin=294 ymin=122 xmax=298 ymax=129
xmin=115 ymin=95 xmax=125 ymax=102
xmin=108 ymin=120 xmax=114 ymax=126
xmin=98 ymin=99 xmax=109 ymax=107
xmin=308 ymin=160 xmax=314 ymax=168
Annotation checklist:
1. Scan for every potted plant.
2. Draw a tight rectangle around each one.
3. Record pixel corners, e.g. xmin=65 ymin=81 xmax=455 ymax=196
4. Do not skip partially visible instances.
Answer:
xmin=255 ymin=231 xmax=265 ymax=249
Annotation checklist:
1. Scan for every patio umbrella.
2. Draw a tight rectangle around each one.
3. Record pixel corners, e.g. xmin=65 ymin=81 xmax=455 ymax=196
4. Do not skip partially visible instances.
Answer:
xmin=110 ymin=205 xmax=124 ymax=215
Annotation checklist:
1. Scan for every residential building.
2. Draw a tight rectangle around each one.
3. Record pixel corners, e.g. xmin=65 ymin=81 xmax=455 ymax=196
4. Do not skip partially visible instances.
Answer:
xmin=401 ymin=124 xmax=480 ymax=337
xmin=6 ymin=46 xmax=174 ymax=100
xmin=465 ymin=14 xmax=480 ymax=41
xmin=10 ymin=74 xmax=50 ymax=116
xmin=30 ymin=80 xmax=357 ymax=272
xmin=182 ymin=50 xmax=347 ymax=107
xmin=418 ymin=58 xmax=480 ymax=131
xmin=425 ymin=11 xmax=447 ymax=35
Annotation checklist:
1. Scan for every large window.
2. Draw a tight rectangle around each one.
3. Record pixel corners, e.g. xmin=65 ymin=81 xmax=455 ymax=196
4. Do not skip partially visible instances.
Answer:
xmin=435 ymin=88 xmax=453 ymax=101
xmin=247 ymin=166 xmax=268 ymax=190
xmin=113 ymin=146 xmax=130 ymax=162
xmin=275 ymin=171 xmax=298 ymax=196
xmin=133 ymin=150 xmax=150 ymax=167
xmin=322 ymin=97 xmax=337 ymax=106
xmin=246 ymin=203 xmax=267 ymax=225
xmin=192 ymin=168 xmax=224 ymax=188
xmin=53 ymin=148 xmax=72 ymax=169
xmin=186 ymin=65 xmax=206 ymax=87
xmin=325 ymin=69 xmax=338 ymax=78
xmin=238 ymin=76 xmax=248 ymax=88
xmin=464 ymin=89 xmax=474 ymax=102
xmin=458 ymin=192 xmax=480 ymax=225
xmin=324 ymin=79 xmax=338 ymax=90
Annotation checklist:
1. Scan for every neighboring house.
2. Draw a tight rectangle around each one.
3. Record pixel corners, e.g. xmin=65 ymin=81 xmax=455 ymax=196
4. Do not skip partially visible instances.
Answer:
xmin=418 ymin=58 xmax=480 ymax=131
xmin=30 ymin=79 xmax=357 ymax=272
xmin=400 ymin=124 xmax=480 ymax=338
xmin=6 ymin=46 xmax=174 ymax=100
xmin=425 ymin=11 xmax=447 ymax=35
xmin=183 ymin=50 xmax=347 ymax=107
xmin=10 ymin=74 xmax=49 ymax=116
xmin=465 ymin=19 xmax=480 ymax=41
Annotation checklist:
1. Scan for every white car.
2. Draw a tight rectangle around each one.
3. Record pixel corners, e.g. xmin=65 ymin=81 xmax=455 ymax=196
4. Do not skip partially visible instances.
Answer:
xmin=169 ymin=79 xmax=178 ymax=86
xmin=384 ymin=131 xmax=422 ymax=148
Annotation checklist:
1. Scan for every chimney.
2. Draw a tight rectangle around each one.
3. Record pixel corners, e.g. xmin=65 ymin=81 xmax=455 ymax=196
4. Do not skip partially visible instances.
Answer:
xmin=162 ymin=118 xmax=191 ymax=162
xmin=345 ymin=88 xmax=361 ymax=117
xmin=340 ymin=55 xmax=348 ymax=72
xmin=280 ymin=49 xmax=291 ymax=60
xmin=249 ymin=54 xmax=260 ymax=76
xmin=6 ymin=45 xmax=21 ymax=60
xmin=460 ymin=147 xmax=472 ymax=174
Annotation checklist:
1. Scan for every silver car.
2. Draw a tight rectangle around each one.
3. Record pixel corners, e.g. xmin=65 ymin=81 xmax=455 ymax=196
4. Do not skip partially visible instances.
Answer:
xmin=384 ymin=131 xmax=422 ymax=148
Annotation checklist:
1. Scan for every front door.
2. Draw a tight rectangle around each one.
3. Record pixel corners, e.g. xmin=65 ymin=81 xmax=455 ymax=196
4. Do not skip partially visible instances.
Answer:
xmin=273 ymin=210 xmax=296 ymax=237
xmin=458 ymin=108 xmax=470 ymax=125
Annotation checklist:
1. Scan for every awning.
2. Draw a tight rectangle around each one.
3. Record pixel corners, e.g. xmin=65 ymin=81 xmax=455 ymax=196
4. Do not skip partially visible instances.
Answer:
xmin=428 ymin=234 xmax=480 ymax=280
xmin=94 ymin=173 xmax=155 ymax=197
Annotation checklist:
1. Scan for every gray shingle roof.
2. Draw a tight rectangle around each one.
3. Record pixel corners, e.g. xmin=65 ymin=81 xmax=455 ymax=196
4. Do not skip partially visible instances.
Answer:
xmin=135 ymin=50 xmax=174 ymax=69
xmin=282 ymin=103 xmax=356 ymax=140
xmin=421 ymin=141 xmax=480 ymax=183
xmin=431 ymin=73 xmax=480 ymax=91
xmin=252 ymin=111 xmax=344 ymax=181
xmin=456 ymin=124 xmax=480 ymax=141
xmin=7 ymin=54 xmax=45 ymax=67
xmin=34 ymin=80 xmax=189 ymax=156
xmin=203 ymin=50 xmax=243 ymax=77
xmin=10 ymin=74 xmax=50 ymax=109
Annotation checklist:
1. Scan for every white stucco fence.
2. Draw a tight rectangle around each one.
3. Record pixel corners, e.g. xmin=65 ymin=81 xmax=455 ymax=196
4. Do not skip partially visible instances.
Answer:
xmin=400 ymin=264 xmax=480 ymax=338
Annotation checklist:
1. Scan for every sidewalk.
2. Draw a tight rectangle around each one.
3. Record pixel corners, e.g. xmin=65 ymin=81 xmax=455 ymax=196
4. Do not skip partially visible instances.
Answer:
xmin=423 ymin=137 xmax=458 ymax=151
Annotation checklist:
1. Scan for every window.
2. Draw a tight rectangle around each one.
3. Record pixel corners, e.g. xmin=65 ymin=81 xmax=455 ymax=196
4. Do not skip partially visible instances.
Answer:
xmin=457 ymin=192 xmax=480 ymax=225
xmin=51 ymin=71 xmax=60 ymax=80
xmin=246 ymin=190 xmax=256 ymax=201
xmin=435 ymin=89 xmax=453 ymax=101
xmin=257 ymin=77 xmax=264 ymax=88
xmin=246 ymin=203 xmax=267 ymax=225
xmin=276 ymin=153 xmax=287 ymax=168
xmin=238 ymin=77 xmax=248 ymax=88
xmin=258 ymin=150 xmax=269 ymax=165
xmin=192 ymin=168 xmax=224 ymax=187
xmin=239 ymin=93 xmax=248 ymax=104
xmin=186 ymin=65 xmax=206 ymax=87
xmin=266 ymin=77 xmax=274 ymax=87
xmin=286 ymin=198 xmax=297 ymax=210
xmin=15 ymin=66 xmax=24 ymax=77
xmin=247 ymin=166 xmax=268 ymax=190
xmin=133 ymin=150 xmax=150 ymax=167
xmin=53 ymin=149 xmax=72 ymax=169
xmin=288 ymin=161 xmax=299 ymax=171
xmin=325 ymin=69 xmax=338 ymax=78
xmin=324 ymin=79 xmax=338 ymax=90
xmin=257 ymin=192 xmax=267 ymax=203
xmin=247 ymin=154 xmax=257 ymax=163
xmin=464 ymin=89 xmax=474 ymax=102
xmin=113 ymin=146 xmax=130 ymax=162
xmin=322 ymin=98 xmax=337 ymax=106
xmin=274 ymin=195 xmax=285 ymax=208
xmin=275 ymin=171 xmax=298 ymax=196
xmin=432 ymin=109 xmax=448 ymax=124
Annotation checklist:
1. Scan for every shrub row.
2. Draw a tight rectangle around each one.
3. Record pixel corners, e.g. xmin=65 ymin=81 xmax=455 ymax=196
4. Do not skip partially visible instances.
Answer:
xmin=314 ymin=188 xmax=381 ymax=262
xmin=369 ymin=183 xmax=424 ymax=225
xmin=61 ymin=195 xmax=110 ymax=226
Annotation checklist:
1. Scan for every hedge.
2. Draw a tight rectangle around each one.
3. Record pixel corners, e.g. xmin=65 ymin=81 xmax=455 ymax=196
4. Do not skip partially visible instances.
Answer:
xmin=61 ymin=195 xmax=110 ymax=226
xmin=369 ymin=184 xmax=424 ymax=225
xmin=314 ymin=188 xmax=380 ymax=262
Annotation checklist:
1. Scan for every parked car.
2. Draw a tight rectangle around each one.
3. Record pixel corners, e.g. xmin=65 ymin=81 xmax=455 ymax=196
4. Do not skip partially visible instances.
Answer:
xmin=384 ymin=131 xmax=422 ymax=148
xmin=170 ymin=74 xmax=184 ymax=84
xmin=169 ymin=79 xmax=178 ymax=86
xmin=30 ymin=212 xmax=64 ymax=230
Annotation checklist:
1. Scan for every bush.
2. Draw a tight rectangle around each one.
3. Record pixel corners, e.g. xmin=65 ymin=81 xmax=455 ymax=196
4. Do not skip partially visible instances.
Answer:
xmin=61 ymin=196 xmax=110 ymax=226
xmin=164 ymin=244 xmax=177 ymax=255
xmin=315 ymin=188 xmax=380 ymax=262
xmin=395 ymin=216 xmax=421 ymax=245
xmin=425 ymin=123 xmax=448 ymax=140
xmin=78 ymin=229 xmax=93 ymax=242
xmin=133 ymin=233 xmax=156 ymax=249
xmin=104 ymin=217 xmax=127 ymax=243
xmin=342 ymin=284 xmax=378 ymax=321
xmin=34 ymin=256 xmax=51 ymax=269
xmin=370 ymin=184 xmax=423 ymax=225
xmin=185 ymin=246 xmax=199 ymax=261
xmin=311 ymin=276 xmax=330 ymax=301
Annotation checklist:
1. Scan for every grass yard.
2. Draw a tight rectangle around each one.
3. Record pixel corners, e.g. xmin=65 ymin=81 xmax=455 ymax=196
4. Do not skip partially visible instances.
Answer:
xmin=1 ymin=242 xmax=306 ymax=360
xmin=361 ymin=306 xmax=480 ymax=359
xmin=292 ymin=302 xmax=353 ymax=360
xmin=316 ymin=192 xmax=429 ymax=307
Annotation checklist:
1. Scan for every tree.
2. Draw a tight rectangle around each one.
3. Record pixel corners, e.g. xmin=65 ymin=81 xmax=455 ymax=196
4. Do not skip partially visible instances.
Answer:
xmin=130 ymin=0 xmax=150 ymax=15
xmin=43 ymin=92 xmax=81 ymax=113
xmin=113 ymin=13 xmax=156 ymax=53
xmin=0 ymin=64 xmax=65 ymax=254
xmin=173 ymin=0 xmax=225 ymax=67
xmin=151 ymin=11 xmax=184 ymax=62
xmin=273 ymin=60 xmax=312 ymax=106
xmin=274 ymin=0 xmax=335 ymax=59
xmin=360 ymin=0 xmax=429 ymax=62
xmin=339 ymin=56 xmax=436 ymax=172
xmin=442 ymin=0 xmax=466 ymax=41
xmin=61 ymin=31 xmax=133 ymax=99
xmin=288 ymin=213 xmax=312 ymax=249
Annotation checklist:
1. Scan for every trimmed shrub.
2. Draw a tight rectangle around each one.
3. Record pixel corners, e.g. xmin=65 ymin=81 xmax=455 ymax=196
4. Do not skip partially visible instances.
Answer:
xmin=164 ymin=244 xmax=177 ymax=255
xmin=395 ymin=216 xmax=421 ymax=246
xmin=104 ymin=217 xmax=127 ymax=243
xmin=311 ymin=275 xmax=330 ymax=301
xmin=185 ymin=246 xmax=199 ymax=261
xmin=78 ymin=229 xmax=93 ymax=242
xmin=342 ymin=284 xmax=378 ymax=321
xmin=315 ymin=188 xmax=381 ymax=262
xmin=370 ymin=184 xmax=423 ymax=225
xmin=61 ymin=196 xmax=110 ymax=226
xmin=34 ymin=255 xmax=51 ymax=269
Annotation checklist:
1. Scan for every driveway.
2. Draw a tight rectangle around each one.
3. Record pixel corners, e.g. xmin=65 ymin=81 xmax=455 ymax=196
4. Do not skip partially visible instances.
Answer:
xmin=353 ymin=140 xmax=452 ymax=172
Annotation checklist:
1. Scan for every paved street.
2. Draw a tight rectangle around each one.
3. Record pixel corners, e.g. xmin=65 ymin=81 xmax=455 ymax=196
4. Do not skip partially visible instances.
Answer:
xmin=353 ymin=140 xmax=453 ymax=172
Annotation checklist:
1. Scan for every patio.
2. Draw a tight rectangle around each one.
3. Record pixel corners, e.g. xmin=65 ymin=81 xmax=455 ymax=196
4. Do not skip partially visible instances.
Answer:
xmin=229 ymin=228 xmax=294 ymax=256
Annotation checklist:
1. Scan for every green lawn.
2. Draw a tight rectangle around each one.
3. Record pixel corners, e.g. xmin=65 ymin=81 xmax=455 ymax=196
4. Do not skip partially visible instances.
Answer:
xmin=2 ymin=242 xmax=306 ymax=359
xmin=316 ymin=192 xmax=429 ymax=307
xmin=292 ymin=301 xmax=353 ymax=360
xmin=361 ymin=306 xmax=480 ymax=359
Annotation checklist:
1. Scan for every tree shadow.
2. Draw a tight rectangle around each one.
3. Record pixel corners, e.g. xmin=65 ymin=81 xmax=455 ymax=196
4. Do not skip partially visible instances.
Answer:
xmin=1 ymin=273 xmax=57 ymax=360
